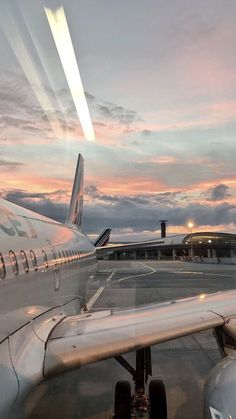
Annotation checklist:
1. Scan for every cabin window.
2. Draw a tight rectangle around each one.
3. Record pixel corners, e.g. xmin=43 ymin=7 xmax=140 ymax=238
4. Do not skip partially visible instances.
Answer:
xmin=42 ymin=250 xmax=48 ymax=269
xmin=20 ymin=250 xmax=29 ymax=273
xmin=30 ymin=250 xmax=38 ymax=271
xmin=58 ymin=251 xmax=62 ymax=265
xmin=0 ymin=253 xmax=6 ymax=279
xmin=51 ymin=249 xmax=57 ymax=266
xmin=9 ymin=250 xmax=19 ymax=275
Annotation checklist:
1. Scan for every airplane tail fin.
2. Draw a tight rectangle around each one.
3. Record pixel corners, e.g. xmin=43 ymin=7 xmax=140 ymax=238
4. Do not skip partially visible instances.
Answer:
xmin=66 ymin=154 xmax=84 ymax=228
xmin=94 ymin=228 xmax=111 ymax=247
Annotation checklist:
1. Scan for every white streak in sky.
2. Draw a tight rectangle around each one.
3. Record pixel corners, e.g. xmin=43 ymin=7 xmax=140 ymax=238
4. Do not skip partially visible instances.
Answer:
xmin=45 ymin=6 xmax=95 ymax=142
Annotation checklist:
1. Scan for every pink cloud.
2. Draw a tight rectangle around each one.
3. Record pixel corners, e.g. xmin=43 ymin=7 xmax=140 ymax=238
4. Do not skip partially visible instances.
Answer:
xmin=0 ymin=173 xmax=71 ymax=195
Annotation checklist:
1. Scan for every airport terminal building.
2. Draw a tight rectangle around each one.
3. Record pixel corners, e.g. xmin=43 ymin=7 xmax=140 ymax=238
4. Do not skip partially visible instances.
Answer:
xmin=106 ymin=232 xmax=236 ymax=263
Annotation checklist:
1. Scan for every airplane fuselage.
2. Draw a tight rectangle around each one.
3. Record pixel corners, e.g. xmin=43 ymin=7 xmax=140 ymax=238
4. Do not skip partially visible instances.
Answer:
xmin=0 ymin=198 xmax=96 ymax=329
xmin=0 ymin=197 xmax=98 ymax=418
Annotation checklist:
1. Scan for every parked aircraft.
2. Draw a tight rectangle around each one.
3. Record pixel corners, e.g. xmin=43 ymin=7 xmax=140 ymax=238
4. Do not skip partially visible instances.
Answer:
xmin=0 ymin=154 xmax=235 ymax=419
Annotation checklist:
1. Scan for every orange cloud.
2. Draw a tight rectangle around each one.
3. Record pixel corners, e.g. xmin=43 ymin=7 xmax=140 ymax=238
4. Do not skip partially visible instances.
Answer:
xmin=88 ymin=176 xmax=169 ymax=195
xmin=1 ymin=173 xmax=71 ymax=196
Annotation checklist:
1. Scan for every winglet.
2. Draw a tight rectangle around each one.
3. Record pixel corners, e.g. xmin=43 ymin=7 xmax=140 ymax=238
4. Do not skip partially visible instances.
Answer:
xmin=66 ymin=154 xmax=84 ymax=228
xmin=94 ymin=228 xmax=111 ymax=247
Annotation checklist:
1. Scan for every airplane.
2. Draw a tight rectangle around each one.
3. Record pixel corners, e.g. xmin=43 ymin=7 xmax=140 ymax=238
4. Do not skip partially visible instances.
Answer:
xmin=0 ymin=153 xmax=236 ymax=419
xmin=94 ymin=228 xmax=111 ymax=248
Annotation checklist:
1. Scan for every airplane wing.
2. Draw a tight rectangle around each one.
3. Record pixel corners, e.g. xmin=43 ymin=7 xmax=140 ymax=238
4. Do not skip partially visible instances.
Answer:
xmin=44 ymin=290 xmax=236 ymax=377
xmin=95 ymin=238 xmax=165 ymax=256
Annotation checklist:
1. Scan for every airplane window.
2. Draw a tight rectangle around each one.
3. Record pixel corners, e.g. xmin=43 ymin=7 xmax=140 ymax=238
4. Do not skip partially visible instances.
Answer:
xmin=62 ymin=250 xmax=66 ymax=264
xmin=30 ymin=250 xmax=38 ymax=271
xmin=42 ymin=250 xmax=48 ymax=269
xmin=20 ymin=250 xmax=29 ymax=273
xmin=9 ymin=251 xmax=19 ymax=276
xmin=51 ymin=249 xmax=57 ymax=266
xmin=0 ymin=253 xmax=6 ymax=279
xmin=57 ymin=251 xmax=62 ymax=265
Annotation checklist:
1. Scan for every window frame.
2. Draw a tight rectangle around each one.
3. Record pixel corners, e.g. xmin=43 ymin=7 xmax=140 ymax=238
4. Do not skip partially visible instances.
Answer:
xmin=61 ymin=250 xmax=66 ymax=264
xmin=30 ymin=250 xmax=38 ymax=271
xmin=9 ymin=250 xmax=19 ymax=276
xmin=42 ymin=250 xmax=48 ymax=269
xmin=20 ymin=250 xmax=29 ymax=273
xmin=0 ymin=252 xmax=6 ymax=279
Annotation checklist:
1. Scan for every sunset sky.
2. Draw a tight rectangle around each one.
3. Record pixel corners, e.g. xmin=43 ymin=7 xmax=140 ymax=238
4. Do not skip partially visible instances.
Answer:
xmin=0 ymin=0 xmax=236 ymax=240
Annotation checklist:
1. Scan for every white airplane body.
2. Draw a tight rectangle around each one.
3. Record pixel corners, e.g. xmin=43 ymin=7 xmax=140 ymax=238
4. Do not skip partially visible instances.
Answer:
xmin=0 ymin=155 xmax=236 ymax=419
xmin=0 ymin=198 xmax=96 ymax=316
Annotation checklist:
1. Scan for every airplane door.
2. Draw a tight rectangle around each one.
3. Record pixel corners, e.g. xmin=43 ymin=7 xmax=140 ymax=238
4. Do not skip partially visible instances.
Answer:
xmin=47 ymin=240 xmax=60 ymax=291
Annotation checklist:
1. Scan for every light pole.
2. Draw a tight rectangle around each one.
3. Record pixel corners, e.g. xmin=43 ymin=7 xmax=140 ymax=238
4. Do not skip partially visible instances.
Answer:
xmin=187 ymin=221 xmax=194 ymax=260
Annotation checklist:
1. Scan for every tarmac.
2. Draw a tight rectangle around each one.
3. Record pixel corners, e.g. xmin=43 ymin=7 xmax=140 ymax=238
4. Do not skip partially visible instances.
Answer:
xmin=30 ymin=260 xmax=236 ymax=419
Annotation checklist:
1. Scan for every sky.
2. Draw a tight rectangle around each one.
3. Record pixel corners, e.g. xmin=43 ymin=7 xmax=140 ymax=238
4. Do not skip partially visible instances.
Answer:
xmin=0 ymin=0 xmax=236 ymax=241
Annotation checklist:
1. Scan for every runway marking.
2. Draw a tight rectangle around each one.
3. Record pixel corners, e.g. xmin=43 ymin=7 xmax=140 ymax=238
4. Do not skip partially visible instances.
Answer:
xmin=87 ymin=263 xmax=156 ymax=310
xmin=160 ymin=269 xmax=236 ymax=278
xmin=172 ymin=271 xmax=203 ymax=275
xmin=86 ymin=270 xmax=116 ymax=311
xmin=116 ymin=262 xmax=156 ymax=283
xmin=205 ymin=272 xmax=236 ymax=278
xmin=182 ymin=271 xmax=236 ymax=278
xmin=86 ymin=262 xmax=235 ymax=312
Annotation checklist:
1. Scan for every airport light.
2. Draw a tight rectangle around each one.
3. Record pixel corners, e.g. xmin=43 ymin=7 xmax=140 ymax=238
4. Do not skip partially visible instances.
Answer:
xmin=45 ymin=6 xmax=95 ymax=142
xmin=187 ymin=220 xmax=194 ymax=260
xmin=187 ymin=221 xmax=194 ymax=230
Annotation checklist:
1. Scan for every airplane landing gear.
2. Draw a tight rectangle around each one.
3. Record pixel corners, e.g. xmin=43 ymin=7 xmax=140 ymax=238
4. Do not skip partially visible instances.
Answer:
xmin=114 ymin=348 xmax=167 ymax=419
